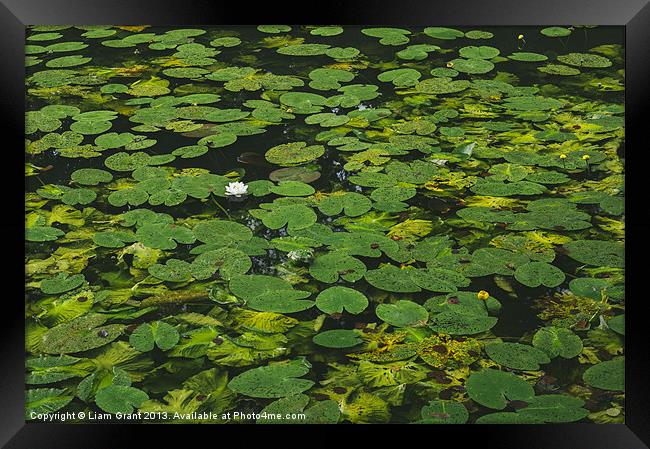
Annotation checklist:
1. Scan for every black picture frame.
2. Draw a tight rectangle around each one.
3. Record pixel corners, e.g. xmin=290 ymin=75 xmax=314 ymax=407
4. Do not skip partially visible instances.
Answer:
xmin=5 ymin=0 xmax=649 ymax=447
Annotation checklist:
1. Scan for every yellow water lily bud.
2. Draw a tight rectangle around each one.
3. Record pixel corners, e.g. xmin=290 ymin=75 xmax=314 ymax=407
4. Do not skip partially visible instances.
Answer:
xmin=582 ymin=154 xmax=590 ymax=160
xmin=477 ymin=290 xmax=490 ymax=301
xmin=446 ymin=61 xmax=454 ymax=68
xmin=517 ymin=34 xmax=524 ymax=40
xmin=559 ymin=154 xmax=568 ymax=159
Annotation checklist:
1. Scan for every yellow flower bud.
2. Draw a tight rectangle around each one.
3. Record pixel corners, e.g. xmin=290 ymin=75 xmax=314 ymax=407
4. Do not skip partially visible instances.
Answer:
xmin=559 ymin=154 xmax=567 ymax=159
xmin=582 ymin=154 xmax=590 ymax=160
xmin=517 ymin=34 xmax=524 ymax=40
xmin=446 ymin=61 xmax=454 ymax=68
xmin=477 ymin=290 xmax=490 ymax=301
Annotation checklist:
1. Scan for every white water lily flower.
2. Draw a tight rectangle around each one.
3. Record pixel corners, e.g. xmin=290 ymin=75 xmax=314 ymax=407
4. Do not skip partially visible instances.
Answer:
xmin=224 ymin=181 xmax=248 ymax=197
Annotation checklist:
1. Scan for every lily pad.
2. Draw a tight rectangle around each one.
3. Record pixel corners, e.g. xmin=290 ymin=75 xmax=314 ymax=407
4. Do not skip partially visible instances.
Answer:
xmin=424 ymin=27 xmax=464 ymax=40
xmin=309 ymin=252 xmax=366 ymax=283
xmin=265 ymin=142 xmax=325 ymax=166
xmin=532 ymin=327 xmax=583 ymax=359
xmin=376 ymin=300 xmax=428 ymax=327
xmin=95 ymin=385 xmax=149 ymax=414
xmin=229 ymin=274 xmax=313 ymax=313
xmin=418 ymin=400 xmax=469 ymax=424
xmin=228 ymin=358 xmax=314 ymax=398
xmin=466 ymin=369 xmax=535 ymax=410
xmin=316 ymin=286 xmax=368 ymax=315
xmin=583 ymin=358 xmax=624 ymax=391
xmin=449 ymin=58 xmax=494 ymax=74
xmin=541 ymin=27 xmax=572 ymax=37
xmin=71 ymin=168 xmax=113 ymax=185
xmin=514 ymin=262 xmax=565 ymax=288
xmin=361 ymin=28 xmax=410 ymax=46
xmin=557 ymin=52 xmax=612 ymax=68
xmin=129 ymin=321 xmax=180 ymax=352
xmin=40 ymin=314 xmax=125 ymax=354
xmin=563 ymin=240 xmax=624 ymax=268
xmin=313 ymin=329 xmax=363 ymax=348
xmin=318 ymin=192 xmax=372 ymax=217
xmin=40 ymin=272 xmax=85 ymax=294
xmin=459 ymin=45 xmax=500 ymax=59
xmin=25 ymin=388 xmax=73 ymax=418
xmin=485 ymin=342 xmax=551 ymax=370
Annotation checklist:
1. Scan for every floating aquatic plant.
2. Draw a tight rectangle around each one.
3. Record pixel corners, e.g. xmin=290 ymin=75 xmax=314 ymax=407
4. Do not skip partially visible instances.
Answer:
xmin=25 ymin=25 xmax=624 ymax=424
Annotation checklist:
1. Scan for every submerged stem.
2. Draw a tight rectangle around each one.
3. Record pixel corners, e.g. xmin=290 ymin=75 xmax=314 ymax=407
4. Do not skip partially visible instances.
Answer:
xmin=211 ymin=196 xmax=232 ymax=219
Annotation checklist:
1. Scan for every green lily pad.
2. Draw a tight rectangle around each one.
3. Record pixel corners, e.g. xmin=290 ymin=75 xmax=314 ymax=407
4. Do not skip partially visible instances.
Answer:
xmin=148 ymin=259 xmax=193 ymax=282
xmin=278 ymin=44 xmax=331 ymax=56
xmin=376 ymin=300 xmax=429 ymax=327
xmin=228 ymin=358 xmax=314 ymax=398
xmin=313 ymin=329 xmax=363 ymax=348
xmin=270 ymin=181 xmax=316 ymax=197
xmin=46 ymin=55 xmax=91 ymax=68
xmin=253 ymin=202 xmax=316 ymax=231
xmin=514 ymin=262 xmax=565 ymax=288
xmin=485 ymin=342 xmax=551 ymax=370
xmin=541 ymin=27 xmax=572 ymax=37
xmin=26 ymin=226 xmax=65 ymax=242
xmin=40 ymin=313 xmax=125 ymax=354
xmin=26 ymin=388 xmax=73 ymax=419
xmin=129 ymin=321 xmax=180 ymax=352
xmin=508 ymin=52 xmax=548 ymax=62
xmin=538 ymin=64 xmax=581 ymax=75
xmin=563 ymin=240 xmax=624 ymax=268
xmin=316 ymin=286 xmax=368 ymax=315
xmin=257 ymin=25 xmax=291 ymax=34
xmin=229 ymin=274 xmax=313 ymax=313
xmin=465 ymin=30 xmax=494 ymax=39
xmin=532 ymin=327 xmax=583 ymax=359
xmin=557 ymin=52 xmax=612 ymax=68
xmin=257 ymin=394 xmax=340 ymax=424
xmin=415 ymin=77 xmax=469 ymax=94
xmin=418 ymin=400 xmax=469 ymax=424
xmin=136 ymin=223 xmax=196 ymax=250
xmin=459 ymin=45 xmax=500 ymax=59
xmin=449 ymin=58 xmax=494 ymax=74
xmin=377 ymin=68 xmax=422 ymax=87
xmin=466 ymin=369 xmax=535 ymax=409
xmin=95 ymin=385 xmax=149 ymax=414
xmin=502 ymin=96 xmax=563 ymax=111
xmin=309 ymin=252 xmax=366 ymax=283
xmin=318 ymin=192 xmax=372 ymax=217
xmin=608 ymin=315 xmax=625 ymax=335
xmin=515 ymin=395 xmax=589 ymax=423
xmin=40 ymin=273 xmax=85 ymax=294
xmin=265 ymin=142 xmax=325 ymax=166
xmin=365 ymin=265 xmax=420 ymax=293
xmin=269 ymin=167 xmax=321 ymax=184
xmin=71 ymin=168 xmax=113 ymax=185
xmin=361 ymin=28 xmax=410 ymax=46
xmin=190 ymin=247 xmax=251 ymax=280
xmin=397 ymin=44 xmax=439 ymax=61
xmin=583 ymin=358 xmax=624 ymax=391
xmin=325 ymin=47 xmax=360 ymax=59
xmin=310 ymin=26 xmax=343 ymax=36
xmin=172 ymin=144 xmax=209 ymax=158
xmin=424 ymin=27 xmax=464 ymax=40
xmin=428 ymin=311 xmax=498 ymax=335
